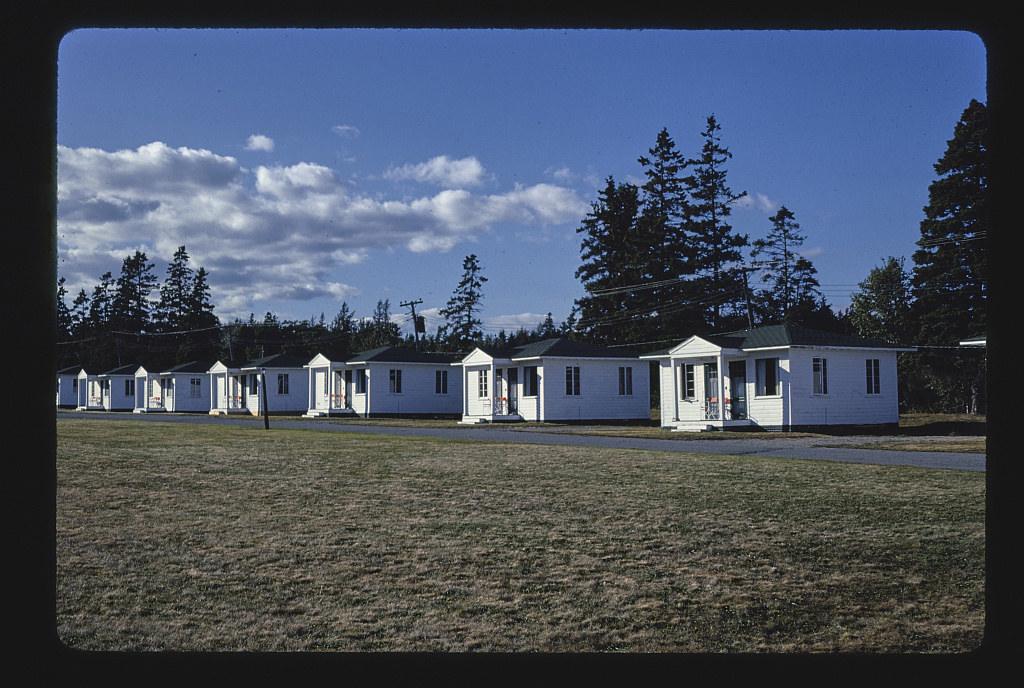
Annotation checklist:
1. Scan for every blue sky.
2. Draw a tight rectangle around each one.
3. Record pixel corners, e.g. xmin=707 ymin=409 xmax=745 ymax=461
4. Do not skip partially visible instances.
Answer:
xmin=55 ymin=28 xmax=987 ymax=337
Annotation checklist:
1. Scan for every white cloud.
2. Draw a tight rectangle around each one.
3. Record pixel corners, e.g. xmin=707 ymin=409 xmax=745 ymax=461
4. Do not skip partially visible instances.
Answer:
xmin=331 ymin=124 xmax=360 ymax=138
xmin=245 ymin=134 xmax=275 ymax=152
xmin=56 ymin=142 xmax=586 ymax=320
xmin=733 ymin=192 xmax=778 ymax=214
xmin=385 ymin=155 xmax=488 ymax=188
xmin=484 ymin=312 xmax=550 ymax=331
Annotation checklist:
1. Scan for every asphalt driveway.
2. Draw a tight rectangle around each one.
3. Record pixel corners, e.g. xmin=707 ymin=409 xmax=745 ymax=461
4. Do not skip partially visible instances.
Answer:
xmin=57 ymin=410 xmax=985 ymax=472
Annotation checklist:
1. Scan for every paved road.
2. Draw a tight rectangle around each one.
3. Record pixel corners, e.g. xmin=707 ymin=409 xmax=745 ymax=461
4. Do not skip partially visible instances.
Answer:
xmin=56 ymin=411 xmax=985 ymax=472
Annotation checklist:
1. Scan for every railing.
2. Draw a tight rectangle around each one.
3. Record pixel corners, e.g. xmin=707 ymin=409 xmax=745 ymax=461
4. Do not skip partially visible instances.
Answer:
xmin=331 ymin=393 xmax=346 ymax=410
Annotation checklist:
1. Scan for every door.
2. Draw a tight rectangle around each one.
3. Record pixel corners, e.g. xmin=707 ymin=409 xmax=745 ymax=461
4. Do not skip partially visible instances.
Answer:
xmin=507 ymin=368 xmax=519 ymax=414
xmin=704 ymin=362 xmax=719 ymax=420
xmin=315 ymin=370 xmax=328 ymax=410
xmin=344 ymin=370 xmax=353 ymax=409
xmin=728 ymin=360 xmax=747 ymax=420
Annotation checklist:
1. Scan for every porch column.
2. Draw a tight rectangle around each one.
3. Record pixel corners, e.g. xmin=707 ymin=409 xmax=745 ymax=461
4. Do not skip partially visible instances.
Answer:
xmin=461 ymin=366 xmax=468 ymax=417
xmin=490 ymin=361 xmax=495 ymax=418
xmin=670 ymin=359 xmax=679 ymax=421
xmin=717 ymin=352 xmax=726 ymax=421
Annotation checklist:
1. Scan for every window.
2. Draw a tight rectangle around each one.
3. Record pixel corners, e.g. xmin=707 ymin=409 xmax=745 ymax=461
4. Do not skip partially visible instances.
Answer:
xmin=478 ymin=370 xmax=488 ymax=398
xmin=681 ymin=364 xmax=695 ymax=399
xmin=435 ymin=369 xmax=448 ymax=394
xmin=388 ymin=369 xmax=402 ymax=394
xmin=756 ymin=358 xmax=779 ymax=396
xmin=249 ymin=374 xmax=259 ymax=393
xmin=866 ymin=359 xmax=881 ymax=394
xmin=190 ymin=378 xmax=202 ymax=397
xmin=72 ymin=379 xmax=78 ymax=393
xmin=565 ymin=366 xmax=581 ymax=395
xmin=524 ymin=366 xmax=539 ymax=396
xmin=355 ymin=369 xmax=367 ymax=394
xmin=812 ymin=357 xmax=828 ymax=395
xmin=124 ymin=379 xmax=134 ymax=396
xmin=277 ymin=373 xmax=289 ymax=395
xmin=618 ymin=366 xmax=633 ymax=396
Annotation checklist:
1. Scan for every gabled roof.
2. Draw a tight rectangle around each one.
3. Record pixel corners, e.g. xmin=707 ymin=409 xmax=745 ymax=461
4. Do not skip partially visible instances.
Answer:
xmin=468 ymin=337 xmax=638 ymax=362
xmin=241 ymin=353 xmax=310 ymax=369
xmin=346 ymin=346 xmax=460 ymax=365
xmin=160 ymin=360 xmax=216 ymax=374
xmin=717 ymin=324 xmax=899 ymax=350
xmin=57 ymin=365 xmax=84 ymax=375
xmin=644 ymin=325 xmax=904 ymax=358
xmin=98 ymin=364 xmax=139 ymax=377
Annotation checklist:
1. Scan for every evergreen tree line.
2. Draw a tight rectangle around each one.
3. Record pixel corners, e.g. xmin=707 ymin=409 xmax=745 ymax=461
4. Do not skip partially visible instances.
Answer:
xmin=56 ymin=249 xmax=567 ymax=373
xmin=572 ymin=105 xmax=987 ymax=413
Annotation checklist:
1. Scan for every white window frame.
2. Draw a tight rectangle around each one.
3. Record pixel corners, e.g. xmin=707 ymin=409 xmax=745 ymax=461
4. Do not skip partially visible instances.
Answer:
xmin=812 ymin=357 xmax=828 ymax=395
xmin=565 ymin=366 xmax=581 ymax=396
xmin=355 ymin=369 xmax=368 ymax=394
xmin=680 ymin=363 xmax=695 ymax=400
xmin=190 ymin=377 xmax=202 ymax=397
xmin=618 ymin=366 xmax=633 ymax=396
xmin=435 ymin=369 xmax=448 ymax=394
xmin=389 ymin=369 xmax=402 ymax=394
xmin=523 ymin=366 xmax=539 ymax=396
xmin=755 ymin=358 xmax=780 ymax=397
xmin=478 ymin=370 xmax=489 ymax=399
xmin=277 ymin=373 xmax=289 ymax=395
xmin=124 ymin=379 xmax=134 ymax=396
xmin=866 ymin=358 xmax=881 ymax=395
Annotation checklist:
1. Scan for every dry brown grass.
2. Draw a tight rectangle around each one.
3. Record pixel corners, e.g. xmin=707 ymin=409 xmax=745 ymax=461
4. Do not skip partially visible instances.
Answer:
xmin=57 ymin=418 xmax=984 ymax=652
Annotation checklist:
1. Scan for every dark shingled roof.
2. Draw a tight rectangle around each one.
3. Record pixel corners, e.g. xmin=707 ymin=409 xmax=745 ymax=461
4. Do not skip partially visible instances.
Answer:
xmin=647 ymin=325 xmax=901 ymax=355
xmin=160 ymin=361 xmax=216 ymax=374
xmin=58 ymin=365 xmax=84 ymax=375
xmin=241 ymin=353 xmax=311 ymax=369
xmin=346 ymin=346 xmax=461 ymax=364
xmin=478 ymin=337 xmax=638 ymax=360
xmin=98 ymin=364 xmax=139 ymax=376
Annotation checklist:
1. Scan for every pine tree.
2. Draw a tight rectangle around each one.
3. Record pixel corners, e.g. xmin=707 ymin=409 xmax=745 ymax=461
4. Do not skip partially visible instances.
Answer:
xmin=908 ymin=99 xmax=988 ymax=414
xmin=911 ymin=98 xmax=987 ymax=346
xmin=56 ymin=276 xmax=72 ymax=341
xmin=439 ymin=255 xmax=488 ymax=351
xmin=750 ymin=206 xmax=807 ymax=324
xmin=154 ymin=246 xmax=194 ymax=333
xmin=573 ymin=177 xmax=647 ymax=344
xmin=688 ymin=115 xmax=749 ymax=331
xmin=111 ymin=250 xmax=158 ymax=334
xmin=637 ymin=128 xmax=696 ymax=341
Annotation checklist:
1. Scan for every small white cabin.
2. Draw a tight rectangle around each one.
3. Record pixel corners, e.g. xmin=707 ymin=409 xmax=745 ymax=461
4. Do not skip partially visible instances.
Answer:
xmin=96 ymin=364 xmax=138 ymax=411
xmin=208 ymin=359 xmax=249 ymax=414
xmin=641 ymin=325 xmax=913 ymax=432
xmin=135 ymin=361 xmax=213 ymax=413
xmin=239 ymin=354 xmax=311 ymax=415
xmin=56 ymin=365 xmax=83 ymax=407
xmin=76 ymin=368 xmax=102 ymax=410
xmin=305 ymin=347 xmax=463 ymax=418
xmin=454 ymin=338 xmax=650 ymax=424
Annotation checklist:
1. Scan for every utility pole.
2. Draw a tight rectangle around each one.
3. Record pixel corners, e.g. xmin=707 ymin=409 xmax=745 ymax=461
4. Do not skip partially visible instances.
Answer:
xmin=740 ymin=267 xmax=755 ymax=329
xmin=400 ymin=299 xmax=424 ymax=350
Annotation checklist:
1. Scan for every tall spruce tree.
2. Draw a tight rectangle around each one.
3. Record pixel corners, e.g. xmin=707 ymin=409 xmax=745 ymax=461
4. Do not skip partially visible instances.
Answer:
xmin=637 ymin=128 xmax=696 ymax=341
xmin=908 ymin=99 xmax=988 ymax=414
xmin=111 ymin=250 xmax=158 ymax=334
xmin=439 ymin=254 xmax=488 ymax=351
xmin=911 ymin=98 xmax=987 ymax=345
xmin=687 ymin=115 xmax=749 ymax=331
xmin=573 ymin=177 xmax=648 ymax=344
xmin=849 ymin=256 xmax=913 ymax=346
xmin=749 ymin=206 xmax=819 ymax=324
xmin=154 ymin=246 xmax=194 ymax=333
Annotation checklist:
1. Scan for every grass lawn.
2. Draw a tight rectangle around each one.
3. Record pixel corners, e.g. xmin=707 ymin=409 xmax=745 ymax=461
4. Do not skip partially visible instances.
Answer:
xmin=56 ymin=418 xmax=985 ymax=652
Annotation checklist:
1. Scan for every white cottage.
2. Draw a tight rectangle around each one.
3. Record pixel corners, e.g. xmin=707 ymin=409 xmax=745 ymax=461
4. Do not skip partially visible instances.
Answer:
xmin=96 ymin=364 xmax=138 ymax=411
xmin=239 ymin=353 xmax=311 ymax=415
xmin=208 ymin=359 xmax=251 ymax=414
xmin=641 ymin=325 xmax=913 ymax=432
xmin=76 ymin=368 xmax=102 ymax=410
xmin=305 ymin=347 xmax=462 ymax=418
xmin=56 ymin=365 xmax=83 ymax=407
xmin=454 ymin=338 xmax=650 ymax=424
xmin=134 ymin=361 xmax=214 ymax=413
